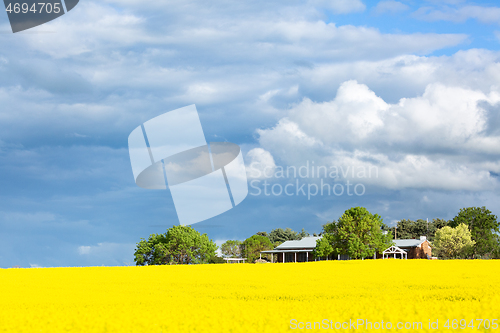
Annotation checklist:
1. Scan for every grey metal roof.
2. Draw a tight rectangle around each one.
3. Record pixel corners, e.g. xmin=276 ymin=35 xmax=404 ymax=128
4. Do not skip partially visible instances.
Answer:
xmin=394 ymin=239 xmax=425 ymax=248
xmin=261 ymin=249 xmax=315 ymax=253
xmin=274 ymin=236 xmax=321 ymax=250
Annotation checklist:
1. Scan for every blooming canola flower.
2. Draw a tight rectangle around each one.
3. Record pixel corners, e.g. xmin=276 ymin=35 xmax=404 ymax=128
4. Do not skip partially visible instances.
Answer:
xmin=0 ymin=260 xmax=499 ymax=332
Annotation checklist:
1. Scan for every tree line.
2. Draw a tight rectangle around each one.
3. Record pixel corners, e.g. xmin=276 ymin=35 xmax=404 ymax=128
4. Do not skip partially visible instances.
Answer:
xmin=133 ymin=225 xmax=311 ymax=265
xmin=384 ymin=207 xmax=500 ymax=259
xmin=133 ymin=206 xmax=500 ymax=265
xmin=315 ymin=206 xmax=500 ymax=260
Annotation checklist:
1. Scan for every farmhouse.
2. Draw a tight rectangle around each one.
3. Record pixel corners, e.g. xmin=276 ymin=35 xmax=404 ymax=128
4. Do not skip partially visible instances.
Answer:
xmin=260 ymin=236 xmax=321 ymax=263
xmin=260 ymin=235 xmax=432 ymax=262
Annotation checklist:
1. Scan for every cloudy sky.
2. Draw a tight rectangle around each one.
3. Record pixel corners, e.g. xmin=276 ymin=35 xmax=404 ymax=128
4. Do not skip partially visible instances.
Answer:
xmin=1 ymin=0 xmax=500 ymax=267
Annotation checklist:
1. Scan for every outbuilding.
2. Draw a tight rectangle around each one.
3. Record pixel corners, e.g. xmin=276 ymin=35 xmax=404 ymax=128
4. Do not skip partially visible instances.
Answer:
xmin=384 ymin=236 xmax=432 ymax=259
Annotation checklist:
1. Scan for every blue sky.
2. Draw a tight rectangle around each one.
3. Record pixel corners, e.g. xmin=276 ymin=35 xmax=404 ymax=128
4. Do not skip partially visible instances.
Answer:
xmin=1 ymin=0 xmax=500 ymax=267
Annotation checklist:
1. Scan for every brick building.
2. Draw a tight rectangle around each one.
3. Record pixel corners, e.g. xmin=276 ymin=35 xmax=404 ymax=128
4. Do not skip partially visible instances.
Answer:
xmin=392 ymin=236 xmax=432 ymax=259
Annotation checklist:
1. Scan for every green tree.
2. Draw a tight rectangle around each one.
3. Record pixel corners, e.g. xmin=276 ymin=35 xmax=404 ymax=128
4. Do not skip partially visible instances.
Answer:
xmin=268 ymin=228 xmax=309 ymax=244
xmin=208 ymin=256 xmax=226 ymax=264
xmin=428 ymin=218 xmax=450 ymax=241
xmin=134 ymin=225 xmax=217 ymax=265
xmin=449 ymin=207 xmax=500 ymax=258
xmin=433 ymin=223 xmax=475 ymax=259
xmin=242 ymin=234 xmax=273 ymax=263
xmin=220 ymin=240 xmax=242 ymax=258
xmin=394 ymin=219 xmax=424 ymax=239
xmin=312 ymin=235 xmax=334 ymax=259
xmin=256 ymin=231 xmax=268 ymax=237
xmin=388 ymin=218 xmax=450 ymax=241
xmin=318 ymin=207 xmax=393 ymax=259
xmin=493 ymin=240 xmax=500 ymax=259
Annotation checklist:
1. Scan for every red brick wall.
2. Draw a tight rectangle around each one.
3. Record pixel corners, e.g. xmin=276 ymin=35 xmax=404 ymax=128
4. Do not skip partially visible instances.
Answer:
xmin=408 ymin=241 xmax=432 ymax=259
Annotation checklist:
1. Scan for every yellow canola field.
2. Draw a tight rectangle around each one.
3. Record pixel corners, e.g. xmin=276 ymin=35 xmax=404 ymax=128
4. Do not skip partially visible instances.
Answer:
xmin=0 ymin=260 xmax=499 ymax=333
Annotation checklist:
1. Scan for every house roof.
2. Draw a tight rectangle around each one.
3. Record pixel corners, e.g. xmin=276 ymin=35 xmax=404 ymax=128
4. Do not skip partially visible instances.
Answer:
xmin=274 ymin=236 xmax=321 ymax=250
xmin=261 ymin=249 xmax=315 ymax=253
xmin=394 ymin=239 xmax=426 ymax=248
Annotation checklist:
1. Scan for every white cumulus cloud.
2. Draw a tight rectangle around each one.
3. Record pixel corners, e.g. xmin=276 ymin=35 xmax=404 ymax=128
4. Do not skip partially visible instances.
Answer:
xmin=246 ymin=148 xmax=277 ymax=179
xmin=256 ymin=78 xmax=500 ymax=191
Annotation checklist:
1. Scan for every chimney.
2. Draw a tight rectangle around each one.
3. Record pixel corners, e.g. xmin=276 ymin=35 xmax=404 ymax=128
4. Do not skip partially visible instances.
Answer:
xmin=420 ymin=236 xmax=426 ymax=241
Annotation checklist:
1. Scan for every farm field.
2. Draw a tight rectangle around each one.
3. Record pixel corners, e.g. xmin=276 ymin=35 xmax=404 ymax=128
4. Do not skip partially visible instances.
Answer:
xmin=0 ymin=260 xmax=499 ymax=332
